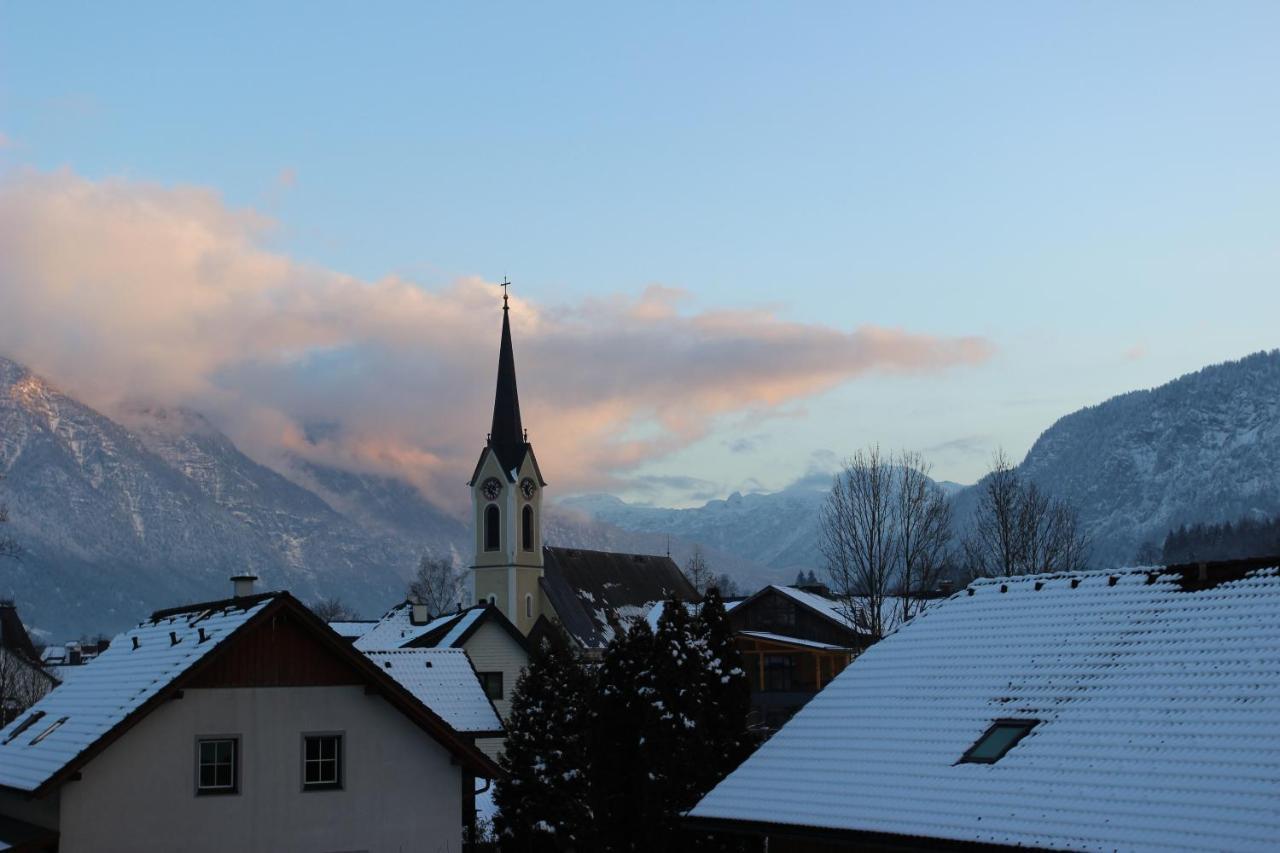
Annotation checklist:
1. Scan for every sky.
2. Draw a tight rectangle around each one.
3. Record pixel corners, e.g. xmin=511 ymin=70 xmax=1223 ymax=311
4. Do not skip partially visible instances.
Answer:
xmin=2 ymin=2 xmax=1278 ymax=509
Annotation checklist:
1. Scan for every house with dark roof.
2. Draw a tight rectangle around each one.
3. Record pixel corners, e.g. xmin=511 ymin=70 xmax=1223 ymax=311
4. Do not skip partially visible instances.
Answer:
xmin=466 ymin=292 xmax=698 ymax=651
xmin=0 ymin=601 xmax=55 ymax=726
xmin=724 ymin=585 xmax=872 ymax=731
xmin=688 ymin=558 xmax=1280 ymax=852
xmin=0 ymin=578 xmax=499 ymax=853
xmin=349 ymin=601 xmax=528 ymax=759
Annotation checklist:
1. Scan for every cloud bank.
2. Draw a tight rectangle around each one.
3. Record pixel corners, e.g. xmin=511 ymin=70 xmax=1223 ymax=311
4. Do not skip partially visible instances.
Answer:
xmin=0 ymin=169 xmax=994 ymax=509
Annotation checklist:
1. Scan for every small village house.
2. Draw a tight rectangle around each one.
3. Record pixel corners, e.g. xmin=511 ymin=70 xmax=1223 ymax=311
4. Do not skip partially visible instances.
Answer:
xmin=723 ymin=584 xmax=871 ymax=731
xmin=688 ymin=557 xmax=1280 ymax=851
xmin=0 ymin=578 xmax=499 ymax=853
xmin=346 ymin=601 xmax=527 ymax=759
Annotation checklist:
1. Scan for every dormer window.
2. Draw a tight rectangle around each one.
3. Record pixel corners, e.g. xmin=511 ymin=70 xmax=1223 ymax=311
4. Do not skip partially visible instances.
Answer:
xmin=958 ymin=719 xmax=1038 ymax=764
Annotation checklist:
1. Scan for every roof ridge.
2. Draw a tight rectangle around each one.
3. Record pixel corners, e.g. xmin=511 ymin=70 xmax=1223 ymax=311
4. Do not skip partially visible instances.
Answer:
xmin=149 ymin=590 xmax=280 ymax=621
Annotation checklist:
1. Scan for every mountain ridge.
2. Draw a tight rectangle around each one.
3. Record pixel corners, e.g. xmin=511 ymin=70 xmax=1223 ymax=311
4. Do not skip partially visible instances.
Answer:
xmin=5 ymin=350 xmax=1279 ymax=640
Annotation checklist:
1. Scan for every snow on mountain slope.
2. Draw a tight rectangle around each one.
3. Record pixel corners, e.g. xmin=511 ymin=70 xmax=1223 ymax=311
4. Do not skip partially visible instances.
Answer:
xmin=560 ymin=484 xmax=829 ymax=577
xmin=0 ymin=359 xmax=410 ymax=638
xmin=567 ymin=351 xmax=1280 ymax=577
xmin=1008 ymin=349 xmax=1280 ymax=566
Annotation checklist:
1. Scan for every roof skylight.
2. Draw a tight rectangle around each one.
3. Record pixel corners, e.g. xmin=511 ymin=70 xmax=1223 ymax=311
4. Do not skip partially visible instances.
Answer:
xmin=958 ymin=719 xmax=1038 ymax=764
xmin=2 ymin=711 xmax=45 ymax=745
xmin=30 ymin=716 xmax=68 ymax=745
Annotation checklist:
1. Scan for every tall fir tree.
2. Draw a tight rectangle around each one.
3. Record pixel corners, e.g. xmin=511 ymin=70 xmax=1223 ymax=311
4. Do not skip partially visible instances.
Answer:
xmin=695 ymin=586 xmax=752 ymax=785
xmin=494 ymin=623 xmax=592 ymax=852
xmin=639 ymin=595 xmax=711 ymax=845
xmin=688 ymin=587 xmax=756 ymax=852
xmin=587 ymin=619 xmax=659 ymax=852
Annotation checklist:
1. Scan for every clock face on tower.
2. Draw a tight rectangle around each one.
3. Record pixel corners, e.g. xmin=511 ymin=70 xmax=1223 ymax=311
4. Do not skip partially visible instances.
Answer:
xmin=520 ymin=477 xmax=537 ymax=499
xmin=481 ymin=477 xmax=502 ymax=501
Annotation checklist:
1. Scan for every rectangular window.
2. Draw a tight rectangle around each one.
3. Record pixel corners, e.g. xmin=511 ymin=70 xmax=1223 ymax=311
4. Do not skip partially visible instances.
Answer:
xmin=303 ymin=734 xmax=343 ymax=790
xmin=196 ymin=737 xmax=238 ymax=795
xmin=478 ymin=671 xmax=504 ymax=700
xmin=764 ymin=654 xmax=794 ymax=692
xmin=958 ymin=719 xmax=1039 ymax=764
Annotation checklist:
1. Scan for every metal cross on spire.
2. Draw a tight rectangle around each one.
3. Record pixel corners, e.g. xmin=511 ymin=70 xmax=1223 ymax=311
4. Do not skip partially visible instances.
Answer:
xmin=499 ymin=276 xmax=511 ymax=308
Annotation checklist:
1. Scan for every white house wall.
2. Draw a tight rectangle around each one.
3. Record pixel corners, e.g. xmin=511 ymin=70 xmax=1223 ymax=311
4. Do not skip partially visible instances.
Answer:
xmin=57 ymin=685 xmax=463 ymax=853
xmin=461 ymin=621 xmax=527 ymax=723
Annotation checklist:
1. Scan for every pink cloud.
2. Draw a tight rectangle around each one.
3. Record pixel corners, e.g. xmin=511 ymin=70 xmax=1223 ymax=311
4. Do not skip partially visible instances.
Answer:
xmin=0 ymin=168 xmax=995 ymax=508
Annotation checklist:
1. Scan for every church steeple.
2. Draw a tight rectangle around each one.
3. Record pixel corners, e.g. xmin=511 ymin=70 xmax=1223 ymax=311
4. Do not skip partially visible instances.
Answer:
xmin=471 ymin=278 xmax=545 ymax=635
xmin=488 ymin=280 xmax=526 ymax=473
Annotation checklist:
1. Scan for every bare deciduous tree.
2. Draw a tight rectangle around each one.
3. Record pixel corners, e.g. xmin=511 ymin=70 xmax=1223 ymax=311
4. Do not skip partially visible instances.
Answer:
xmin=0 ymin=651 xmax=52 ymax=725
xmin=683 ymin=545 xmax=712 ymax=593
xmin=894 ymin=451 xmax=953 ymax=625
xmin=408 ymin=554 xmax=462 ymax=618
xmin=963 ymin=450 xmax=1090 ymax=578
xmin=310 ymin=596 xmax=356 ymax=622
xmin=819 ymin=446 xmax=899 ymax=640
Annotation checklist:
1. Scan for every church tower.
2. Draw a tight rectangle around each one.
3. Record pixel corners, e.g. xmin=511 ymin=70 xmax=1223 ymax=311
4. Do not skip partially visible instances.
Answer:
xmin=469 ymin=284 xmax=546 ymax=634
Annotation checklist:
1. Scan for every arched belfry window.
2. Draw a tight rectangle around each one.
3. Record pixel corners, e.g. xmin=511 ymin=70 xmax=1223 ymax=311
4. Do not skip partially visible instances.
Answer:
xmin=522 ymin=505 xmax=534 ymax=551
xmin=484 ymin=505 xmax=500 ymax=551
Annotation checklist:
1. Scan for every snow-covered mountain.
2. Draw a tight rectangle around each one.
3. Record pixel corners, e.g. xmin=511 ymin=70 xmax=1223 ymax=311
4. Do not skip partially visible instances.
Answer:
xmin=1005 ymin=349 xmax=1280 ymax=566
xmin=0 ymin=357 xmax=771 ymax=640
xmin=565 ymin=351 xmax=1280 ymax=576
xmin=5 ymin=349 xmax=1278 ymax=639
xmin=0 ymin=358 xmax=442 ymax=639
xmin=561 ymin=484 xmax=830 ymax=577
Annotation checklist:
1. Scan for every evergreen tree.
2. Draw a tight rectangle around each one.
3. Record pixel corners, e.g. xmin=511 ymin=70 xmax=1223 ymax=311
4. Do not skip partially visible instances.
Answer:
xmin=495 ymin=623 xmax=592 ymax=852
xmin=587 ymin=619 xmax=658 ymax=852
xmin=687 ymin=588 xmax=755 ymax=852
xmin=639 ymin=595 xmax=713 ymax=845
xmin=645 ymin=594 xmax=706 ymax=840
xmin=695 ymin=587 xmax=752 ymax=785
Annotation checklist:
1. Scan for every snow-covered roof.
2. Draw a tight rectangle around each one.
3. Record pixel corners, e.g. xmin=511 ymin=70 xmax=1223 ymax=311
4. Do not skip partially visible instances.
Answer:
xmin=45 ymin=664 xmax=88 ymax=686
xmin=539 ymin=546 xmax=697 ymax=648
xmin=0 ymin=596 xmax=271 ymax=793
xmin=770 ymin=585 xmax=864 ymax=632
xmin=352 ymin=603 xmax=460 ymax=651
xmin=328 ymin=620 xmax=376 ymax=640
xmin=435 ymin=607 xmax=486 ymax=648
xmin=362 ymin=648 xmax=502 ymax=734
xmin=643 ymin=599 xmax=699 ymax=631
xmin=690 ymin=564 xmax=1280 ymax=851
xmin=737 ymin=631 xmax=852 ymax=651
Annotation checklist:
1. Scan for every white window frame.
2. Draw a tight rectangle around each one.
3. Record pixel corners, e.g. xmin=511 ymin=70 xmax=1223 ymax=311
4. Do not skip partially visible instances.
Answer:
xmin=195 ymin=735 xmax=240 ymax=796
xmin=301 ymin=731 xmax=344 ymax=791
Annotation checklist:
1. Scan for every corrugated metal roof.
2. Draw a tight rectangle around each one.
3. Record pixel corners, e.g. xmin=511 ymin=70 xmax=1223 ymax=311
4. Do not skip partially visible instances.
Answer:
xmin=361 ymin=648 xmax=502 ymax=734
xmin=0 ymin=597 xmax=271 ymax=792
xmin=691 ymin=565 xmax=1280 ymax=851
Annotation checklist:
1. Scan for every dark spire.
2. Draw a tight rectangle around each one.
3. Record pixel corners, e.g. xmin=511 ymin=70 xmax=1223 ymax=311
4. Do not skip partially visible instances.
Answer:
xmin=488 ymin=282 xmax=526 ymax=473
